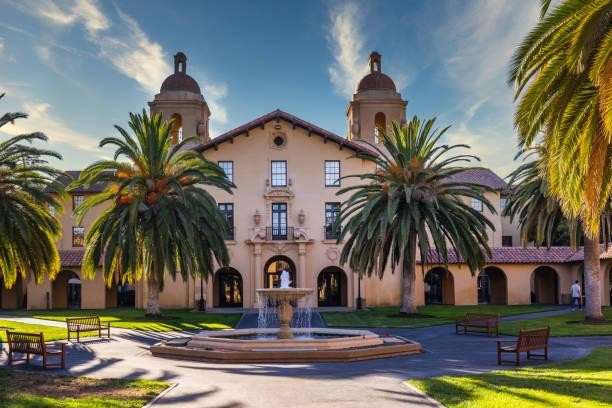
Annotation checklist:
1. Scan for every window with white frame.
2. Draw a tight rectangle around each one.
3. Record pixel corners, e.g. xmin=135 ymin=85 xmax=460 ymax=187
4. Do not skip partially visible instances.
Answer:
xmin=72 ymin=226 xmax=85 ymax=247
xmin=218 ymin=161 xmax=233 ymax=183
xmin=500 ymin=197 xmax=508 ymax=212
xmin=324 ymin=160 xmax=340 ymax=187
xmin=271 ymin=160 xmax=287 ymax=187
xmin=471 ymin=198 xmax=483 ymax=212
xmin=73 ymin=194 xmax=84 ymax=210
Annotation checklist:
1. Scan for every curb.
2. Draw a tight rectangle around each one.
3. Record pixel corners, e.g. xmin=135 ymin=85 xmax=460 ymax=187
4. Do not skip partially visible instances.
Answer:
xmin=402 ymin=381 xmax=445 ymax=408
xmin=144 ymin=382 xmax=179 ymax=407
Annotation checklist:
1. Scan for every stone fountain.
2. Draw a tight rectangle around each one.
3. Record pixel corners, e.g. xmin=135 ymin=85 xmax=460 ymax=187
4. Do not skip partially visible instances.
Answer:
xmin=255 ymin=270 xmax=313 ymax=339
xmin=149 ymin=270 xmax=422 ymax=362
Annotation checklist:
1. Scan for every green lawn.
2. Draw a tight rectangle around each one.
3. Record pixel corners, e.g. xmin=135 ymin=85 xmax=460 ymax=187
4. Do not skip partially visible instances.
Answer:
xmin=7 ymin=309 xmax=241 ymax=332
xmin=0 ymin=367 xmax=168 ymax=408
xmin=410 ymin=346 xmax=612 ymax=408
xmin=322 ymin=305 xmax=555 ymax=328
xmin=501 ymin=308 xmax=612 ymax=336
xmin=0 ymin=319 xmax=68 ymax=342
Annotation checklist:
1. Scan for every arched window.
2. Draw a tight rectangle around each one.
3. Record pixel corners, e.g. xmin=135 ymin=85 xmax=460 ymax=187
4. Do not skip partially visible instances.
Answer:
xmin=264 ymin=256 xmax=296 ymax=288
xmin=374 ymin=112 xmax=386 ymax=143
xmin=317 ymin=267 xmax=348 ymax=307
xmin=215 ymin=268 xmax=243 ymax=307
xmin=170 ymin=113 xmax=183 ymax=144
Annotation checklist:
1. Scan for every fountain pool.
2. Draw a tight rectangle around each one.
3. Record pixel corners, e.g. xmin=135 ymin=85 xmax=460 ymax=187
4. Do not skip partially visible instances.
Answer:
xmin=150 ymin=271 xmax=421 ymax=362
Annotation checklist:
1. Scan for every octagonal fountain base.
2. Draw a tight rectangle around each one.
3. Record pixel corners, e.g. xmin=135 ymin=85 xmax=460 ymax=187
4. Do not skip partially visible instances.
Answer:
xmin=150 ymin=328 xmax=421 ymax=363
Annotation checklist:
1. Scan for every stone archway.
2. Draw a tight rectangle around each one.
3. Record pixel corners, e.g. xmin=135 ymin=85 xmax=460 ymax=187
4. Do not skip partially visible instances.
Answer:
xmin=213 ymin=267 xmax=243 ymax=308
xmin=264 ymin=256 xmax=296 ymax=288
xmin=317 ymin=267 xmax=348 ymax=307
xmin=531 ymin=266 xmax=559 ymax=304
xmin=52 ymin=270 xmax=81 ymax=309
xmin=478 ymin=267 xmax=508 ymax=305
xmin=424 ymin=267 xmax=455 ymax=305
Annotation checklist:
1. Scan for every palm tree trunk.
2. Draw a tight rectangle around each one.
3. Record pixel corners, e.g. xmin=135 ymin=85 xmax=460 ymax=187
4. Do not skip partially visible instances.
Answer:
xmin=146 ymin=272 xmax=161 ymax=317
xmin=400 ymin=231 xmax=418 ymax=315
xmin=583 ymin=232 xmax=604 ymax=322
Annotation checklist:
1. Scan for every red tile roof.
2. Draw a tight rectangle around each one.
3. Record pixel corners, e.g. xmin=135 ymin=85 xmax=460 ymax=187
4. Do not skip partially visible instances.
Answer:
xmin=450 ymin=168 xmax=507 ymax=191
xmin=195 ymin=109 xmax=375 ymax=155
xmin=45 ymin=171 xmax=108 ymax=193
xmin=59 ymin=250 xmax=86 ymax=267
xmin=422 ymin=245 xmax=611 ymax=265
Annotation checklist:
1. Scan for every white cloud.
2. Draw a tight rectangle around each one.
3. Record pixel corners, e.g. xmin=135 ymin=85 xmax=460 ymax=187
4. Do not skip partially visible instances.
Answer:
xmin=0 ymin=99 xmax=104 ymax=155
xmin=34 ymin=0 xmax=110 ymax=33
xmin=0 ymin=37 xmax=4 ymax=53
xmin=326 ymin=2 xmax=368 ymax=97
xmin=430 ymin=0 xmax=541 ymax=177
xmin=12 ymin=0 xmax=229 ymax=121
xmin=16 ymin=0 xmax=170 ymax=94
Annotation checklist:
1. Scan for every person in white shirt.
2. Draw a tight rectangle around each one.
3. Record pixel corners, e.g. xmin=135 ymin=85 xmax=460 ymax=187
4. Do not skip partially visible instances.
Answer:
xmin=570 ymin=280 xmax=582 ymax=311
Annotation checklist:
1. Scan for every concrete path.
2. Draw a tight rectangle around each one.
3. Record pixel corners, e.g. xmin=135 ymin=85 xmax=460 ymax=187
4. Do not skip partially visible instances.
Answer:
xmin=0 ymin=310 xmax=610 ymax=407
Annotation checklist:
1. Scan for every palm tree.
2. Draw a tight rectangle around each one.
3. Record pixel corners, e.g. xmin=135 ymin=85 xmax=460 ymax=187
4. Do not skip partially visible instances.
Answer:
xmin=509 ymin=0 xmax=611 ymax=321
xmin=337 ymin=117 xmax=495 ymax=314
xmin=504 ymin=149 xmax=581 ymax=248
xmin=0 ymin=93 xmax=64 ymax=288
xmin=505 ymin=149 xmax=611 ymax=320
xmin=71 ymin=111 xmax=233 ymax=317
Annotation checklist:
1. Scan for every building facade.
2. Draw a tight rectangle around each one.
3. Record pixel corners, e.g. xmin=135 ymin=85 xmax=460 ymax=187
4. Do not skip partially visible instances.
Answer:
xmin=2 ymin=52 xmax=611 ymax=311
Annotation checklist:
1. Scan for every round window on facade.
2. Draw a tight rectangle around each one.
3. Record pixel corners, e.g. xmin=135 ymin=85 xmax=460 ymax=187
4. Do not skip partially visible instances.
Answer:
xmin=274 ymin=135 xmax=285 ymax=146
xmin=270 ymin=133 xmax=287 ymax=149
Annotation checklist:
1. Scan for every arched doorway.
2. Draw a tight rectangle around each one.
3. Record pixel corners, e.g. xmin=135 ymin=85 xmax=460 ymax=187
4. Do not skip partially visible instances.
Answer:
xmin=424 ymin=267 xmax=455 ymax=305
xmin=117 ymin=283 xmax=136 ymax=308
xmin=264 ymin=256 xmax=296 ymax=288
xmin=53 ymin=270 xmax=81 ymax=309
xmin=531 ymin=266 xmax=559 ymax=304
xmin=317 ymin=267 xmax=347 ymax=307
xmin=478 ymin=267 xmax=508 ymax=305
xmin=214 ymin=268 xmax=243 ymax=308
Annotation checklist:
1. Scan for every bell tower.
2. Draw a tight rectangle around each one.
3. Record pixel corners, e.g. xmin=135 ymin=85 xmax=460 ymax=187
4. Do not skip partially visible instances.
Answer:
xmin=149 ymin=52 xmax=211 ymax=145
xmin=346 ymin=52 xmax=407 ymax=145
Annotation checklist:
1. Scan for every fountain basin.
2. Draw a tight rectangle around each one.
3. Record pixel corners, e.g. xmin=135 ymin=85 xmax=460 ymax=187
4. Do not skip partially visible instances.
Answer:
xmin=188 ymin=328 xmax=383 ymax=351
xmin=150 ymin=328 xmax=422 ymax=363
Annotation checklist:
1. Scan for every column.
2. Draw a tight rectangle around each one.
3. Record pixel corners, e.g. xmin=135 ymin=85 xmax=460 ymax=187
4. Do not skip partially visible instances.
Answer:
xmin=298 ymin=242 xmax=309 ymax=306
xmin=254 ymin=243 xmax=262 ymax=307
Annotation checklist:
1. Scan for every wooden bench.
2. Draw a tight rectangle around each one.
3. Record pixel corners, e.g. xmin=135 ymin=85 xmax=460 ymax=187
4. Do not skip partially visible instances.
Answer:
xmin=6 ymin=331 xmax=66 ymax=369
xmin=497 ymin=327 xmax=550 ymax=365
xmin=455 ymin=313 xmax=500 ymax=336
xmin=66 ymin=316 xmax=110 ymax=342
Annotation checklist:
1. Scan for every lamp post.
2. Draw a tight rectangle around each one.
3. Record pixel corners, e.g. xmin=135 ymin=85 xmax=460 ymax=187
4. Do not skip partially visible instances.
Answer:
xmin=198 ymin=277 xmax=205 ymax=311
xmin=356 ymin=269 xmax=363 ymax=310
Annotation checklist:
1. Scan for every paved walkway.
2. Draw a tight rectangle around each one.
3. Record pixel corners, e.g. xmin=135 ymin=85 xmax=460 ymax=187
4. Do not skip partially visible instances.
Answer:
xmin=0 ymin=310 xmax=610 ymax=407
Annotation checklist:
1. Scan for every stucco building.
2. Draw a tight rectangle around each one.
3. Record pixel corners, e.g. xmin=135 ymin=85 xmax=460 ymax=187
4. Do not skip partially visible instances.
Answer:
xmin=1 ymin=52 xmax=611 ymax=311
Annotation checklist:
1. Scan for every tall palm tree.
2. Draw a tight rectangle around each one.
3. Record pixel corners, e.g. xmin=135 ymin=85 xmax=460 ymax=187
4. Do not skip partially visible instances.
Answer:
xmin=0 ymin=93 xmax=64 ymax=288
xmin=337 ymin=117 xmax=495 ymax=314
xmin=509 ymin=0 xmax=611 ymax=321
xmin=71 ymin=111 xmax=233 ymax=317
xmin=504 ymin=148 xmax=581 ymax=248
xmin=505 ymin=149 xmax=611 ymax=321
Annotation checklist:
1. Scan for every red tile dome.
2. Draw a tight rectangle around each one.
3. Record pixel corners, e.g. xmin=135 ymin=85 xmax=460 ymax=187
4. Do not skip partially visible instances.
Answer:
xmin=356 ymin=51 xmax=397 ymax=92
xmin=160 ymin=72 xmax=201 ymax=94
xmin=357 ymin=72 xmax=396 ymax=92
xmin=160 ymin=52 xmax=201 ymax=94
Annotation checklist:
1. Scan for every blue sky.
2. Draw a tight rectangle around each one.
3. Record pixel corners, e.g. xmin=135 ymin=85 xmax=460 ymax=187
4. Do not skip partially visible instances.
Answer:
xmin=0 ymin=0 xmax=540 ymax=176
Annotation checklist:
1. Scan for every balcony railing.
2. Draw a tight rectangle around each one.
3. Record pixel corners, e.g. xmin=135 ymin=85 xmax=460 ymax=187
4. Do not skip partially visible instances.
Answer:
xmin=266 ymin=226 xmax=294 ymax=241
xmin=324 ymin=225 xmax=341 ymax=240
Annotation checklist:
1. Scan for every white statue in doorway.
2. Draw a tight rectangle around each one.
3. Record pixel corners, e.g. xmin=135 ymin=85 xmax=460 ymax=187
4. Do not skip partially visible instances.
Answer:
xmin=279 ymin=270 xmax=292 ymax=288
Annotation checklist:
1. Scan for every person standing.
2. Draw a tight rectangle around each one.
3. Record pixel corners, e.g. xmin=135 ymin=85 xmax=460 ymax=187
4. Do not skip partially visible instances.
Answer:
xmin=571 ymin=280 xmax=582 ymax=311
